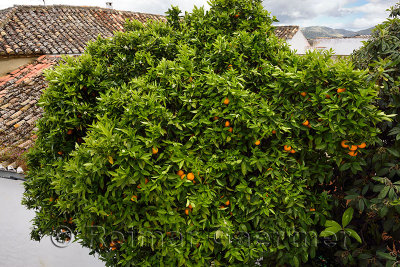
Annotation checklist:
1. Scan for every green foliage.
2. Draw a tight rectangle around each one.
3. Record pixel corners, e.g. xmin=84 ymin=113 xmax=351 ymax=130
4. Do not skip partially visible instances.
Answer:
xmin=326 ymin=2 xmax=400 ymax=265
xmin=23 ymin=0 xmax=387 ymax=265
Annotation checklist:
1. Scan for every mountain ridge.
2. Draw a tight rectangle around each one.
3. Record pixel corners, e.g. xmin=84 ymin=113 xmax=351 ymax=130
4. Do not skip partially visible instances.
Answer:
xmin=301 ymin=26 xmax=373 ymax=39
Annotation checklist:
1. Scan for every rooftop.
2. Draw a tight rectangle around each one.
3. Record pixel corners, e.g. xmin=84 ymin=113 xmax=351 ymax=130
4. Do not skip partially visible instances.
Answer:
xmin=0 ymin=5 xmax=165 ymax=56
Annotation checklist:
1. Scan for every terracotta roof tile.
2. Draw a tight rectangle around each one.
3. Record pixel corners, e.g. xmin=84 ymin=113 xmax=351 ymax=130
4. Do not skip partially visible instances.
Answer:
xmin=0 ymin=5 xmax=166 ymax=56
xmin=274 ymin=25 xmax=300 ymax=40
xmin=0 ymin=55 xmax=61 ymax=171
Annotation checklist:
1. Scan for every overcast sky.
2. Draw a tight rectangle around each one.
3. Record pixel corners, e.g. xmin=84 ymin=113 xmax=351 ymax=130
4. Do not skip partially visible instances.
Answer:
xmin=0 ymin=0 xmax=397 ymax=31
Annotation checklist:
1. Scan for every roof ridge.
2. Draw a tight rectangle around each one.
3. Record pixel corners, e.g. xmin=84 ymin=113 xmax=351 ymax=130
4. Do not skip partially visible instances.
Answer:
xmin=8 ymin=5 xmax=165 ymax=16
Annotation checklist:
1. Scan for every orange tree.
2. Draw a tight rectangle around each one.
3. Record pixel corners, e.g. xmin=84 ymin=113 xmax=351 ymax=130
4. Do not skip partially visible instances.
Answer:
xmin=23 ymin=0 xmax=388 ymax=266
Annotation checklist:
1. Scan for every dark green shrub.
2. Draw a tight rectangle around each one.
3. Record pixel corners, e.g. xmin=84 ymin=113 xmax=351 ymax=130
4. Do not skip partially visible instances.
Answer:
xmin=322 ymin=2 xmax=400 ymax=265
xmin=23 ymin=0 xmax=387 ymax=266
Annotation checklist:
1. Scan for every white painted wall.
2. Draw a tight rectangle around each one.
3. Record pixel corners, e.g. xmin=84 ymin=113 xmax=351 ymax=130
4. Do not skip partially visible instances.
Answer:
xmin=286 ymin=31 xmax=311 ymax=55
xmin=312 ymin=37 xmax=369 ymax=56
xmin=0 ymin=178 xmax=105 ymax=267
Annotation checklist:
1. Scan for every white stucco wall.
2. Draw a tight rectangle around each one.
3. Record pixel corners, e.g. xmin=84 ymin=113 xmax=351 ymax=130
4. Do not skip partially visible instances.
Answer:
xmin=286 ymin=31 xmax=310 ymax=55
xmin=0 ymin=177 xmax=104 ymax=267
xmin=312 ymin=38 xmax=369 ymax=56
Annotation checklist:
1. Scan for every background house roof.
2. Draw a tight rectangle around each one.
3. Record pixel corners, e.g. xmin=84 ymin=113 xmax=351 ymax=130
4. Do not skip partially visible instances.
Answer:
xmin=0 ymin=5 xmax=166 ymax=56
xmin=0 ymin=5 xmax=301 ymax=57
xmin=274 ymin=25 xmax=300 ymax=40
xmin=0 ymin=55 xmax=61 ymax=172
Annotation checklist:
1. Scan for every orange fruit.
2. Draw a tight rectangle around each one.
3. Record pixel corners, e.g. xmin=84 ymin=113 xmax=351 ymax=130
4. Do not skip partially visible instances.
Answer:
xmin=349 ymin=145 xmax=358 ymax=151
xmin=67 ymin=129 xmax=73 ymax=135
xmin=214 ymin=116 xmax=219 ymax=121
xmin=267 ymin=168 xmax=273 ymax=171
xmin=235 ymin=13 xmax=240 ymax=18
xmin=283 ymin=145 xmax=292 ymax=151
xmin=137 ymin=184 xmax=141 ymax=189
xmin=185 ymin=208 xmax=190 ymax=215
xmin=255 ymin=140 xmax=261 ymax=146
xmin=225 ymin=200 xmax=230 ymax=206
xmin=337 ymin=88 xmax=346 ymax=93
xmin=300 ymin=92 xmax=307 ymax=97
xmin=228 ymin=127 xmax=233 ymax=132
xmin=272 ymin=130 xmax=276 ymax=134
xmin=99 ymin=243 xmax=103 ymax=248
xmin=302 ymin=120 xmax=309 ymax=126
xmin=341 ymin=140 xmax=349 ymax=148
xmin=180 ymin=174 xmax=186 ymax=180
xmin=358 ymin=143 xmax=366 ymax=149
xmin=188 ymin=204 xmax=193 ymax=209
xmin=57 ymin=151 xmax=63 ymax=155
xmin=219 ymin=205 xmax=225 ymax=209
xmin=152 ymin=147 xmax=158 ymax=154
xmin=309 ymin=208 xmax=316 ymax=212
xmin=348 ymin=151 xmax=358 ymax=157
xmin=225 ymin=121 xmax=230 ymax=127
xmin=49 ymin=197 xmax=54 ymax=202
xmin=188 ymin=77 xmax=193 ymax=82
xmin=177 ymin=170 xmax=184 ymax=176
xmin=307 ymin=124 xmax=311 ymax=128
xmin=131 ymin=195 xmax=137 ymax=201
xmin=187 ymin=173 xmax=195 ymax=181
xmin=326 ymin=94 xmax=331 ymax=99
xmin=145 ymin=178 xmax=149 ymax=184
xmin=223 ymin=98 xmax=230 ymax=105
xmin=228 ymin=64 xmax=232 ymax=69
xmin=290 ymin=149 xmax=296 ymax=154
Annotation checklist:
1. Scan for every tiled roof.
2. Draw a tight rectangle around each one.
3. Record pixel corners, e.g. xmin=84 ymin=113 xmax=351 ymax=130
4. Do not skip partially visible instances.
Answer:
xmin=0 ymin=5 xmax=166 ymax=56
xmin=274 ymin=25 xmax=300 ymax=40
xmin=0 ymin=55 xmax=61 ymax=172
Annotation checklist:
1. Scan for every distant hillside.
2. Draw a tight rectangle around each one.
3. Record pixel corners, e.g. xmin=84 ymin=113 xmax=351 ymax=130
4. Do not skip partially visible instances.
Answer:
xmin=301 ymin=26 xmax=373 ymax=39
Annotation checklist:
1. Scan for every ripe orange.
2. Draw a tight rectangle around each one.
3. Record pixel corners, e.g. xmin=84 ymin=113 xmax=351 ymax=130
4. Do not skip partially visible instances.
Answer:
xmin=349 ymin=145 xmax=358 ymax=151
xmin=57 ymin=151 xmax=63 ymax=155
xmin=67 ymin=129 xmax=73 ymax=135
xmin=223 ymin=98 xmax=230 ymax=105
xmin=49 ymin=197 xmax=54 ymax=202
xmin=326 ymin=94 xmax=331 ymax=99
xmin=348 ymin=151 xmax=358 ymax=157
xmin=177 ymin=170 xmax=184 ymax=176
xmin=185 ymin=208 xmax=190 ymax=215
xmin=309 ymin=208 xmax=316 ymax=212
xmin=145 ymin=178 xmax=149 ymax=184
xmin=255 ymin=140 xmax=261 ymax=146
xmin=290 ymin=149 xmax=296 ymax=154
xmin=300 ymin=92 xmax=307 ymax=97
xmin=131 ymin=195 xmax=137 ymax=201
xmin=228 ymin=64 xmax=232 ymax=69
xmin=188 ymin=204 xmax=193 ymax=209
xmin=180 ymin=174 xmax=186 ymax=180
xmin=137 ymin=184 xmax=141 ymax=189
xmin=214 ymin=116 xmax=219 ymax=121
xmin=341 ymin=140 xmax=349 ymax=148
xmin=272 ymin=130 xmax=276 ymax=134
xmin=302 ymin=120 xmax=309 ymax=126
xmin=337 ymin=88 xmax=346 ymax=93
xmin=283 ymin=145 xmax=292 ymax=151
xmin=358 ymin=142 xmax=366 ymax=149
xmin=187 ymin=173 xmax=195 ymax=181
xmin=188 ymin=77 xmax=193 ymax=83
xmin=152 ymin=147 xmax=158 ymax=154
xmin=225 ymin=200 xmax=230 ymax=206
xmin=234 ymin=13 xmax=240 ymax=18
xmin=267 ymin=168 xmax=273 ymax=171
xmin=228 ymin=127 xmax=233 ymax=132
xmin=225 ymin=121 xmax=230 ymax=127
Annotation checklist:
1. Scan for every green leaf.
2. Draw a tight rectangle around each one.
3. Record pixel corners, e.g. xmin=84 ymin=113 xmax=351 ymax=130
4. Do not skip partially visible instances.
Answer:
xmin=345 ymin=228 xmax=362 ymax=243
xmin=342 ymin=207 xmax=354 ymax=228
xmin=241 ymin=162 xmax=247 ymax=176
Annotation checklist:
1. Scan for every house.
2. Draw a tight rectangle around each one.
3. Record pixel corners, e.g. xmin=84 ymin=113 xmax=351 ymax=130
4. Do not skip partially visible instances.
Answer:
xmin=274 ymin=25 xmax=311 ymax=54
xmin=0 ymin=5 xmax=307 ymax=173
xmin=310 ymin=35 xmax=370 ymax=56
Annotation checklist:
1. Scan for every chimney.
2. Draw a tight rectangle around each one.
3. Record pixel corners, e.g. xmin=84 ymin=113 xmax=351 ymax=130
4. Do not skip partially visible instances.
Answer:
xmin=106 ymin=2 xmax=113 ymax=9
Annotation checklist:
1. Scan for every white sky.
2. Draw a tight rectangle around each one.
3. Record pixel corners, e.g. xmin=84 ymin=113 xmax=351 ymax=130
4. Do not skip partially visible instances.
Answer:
xmin=0 ymin=0 xmax=397 ymax=31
